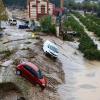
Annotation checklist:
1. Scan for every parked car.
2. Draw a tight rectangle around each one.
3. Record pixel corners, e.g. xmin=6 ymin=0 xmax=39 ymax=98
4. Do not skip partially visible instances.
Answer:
xmin=43 ymin=40 xmax=59 ymax=58
xmin=16 ymin=62 xmax=47 ymax=89
xmin=8 ymin=19 xmax=17 ymax=25
xmin=17 ymin=20 xmax=29 ymax=29
xmin=18 ymin=24 xmax=29 ymax=29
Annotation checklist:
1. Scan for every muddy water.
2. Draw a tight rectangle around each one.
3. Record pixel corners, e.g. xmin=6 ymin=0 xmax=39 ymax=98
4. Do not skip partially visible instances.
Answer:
xmin=58 ymin=42 xmax=100 ymax=100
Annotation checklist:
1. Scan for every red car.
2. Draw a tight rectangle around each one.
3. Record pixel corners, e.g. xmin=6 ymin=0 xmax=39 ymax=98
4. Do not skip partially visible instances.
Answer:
xmin=16 ymin=62 xmax=47 ymax=89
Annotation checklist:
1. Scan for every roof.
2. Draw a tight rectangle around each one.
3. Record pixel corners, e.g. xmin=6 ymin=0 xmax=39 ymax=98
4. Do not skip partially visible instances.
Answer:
xmin=22 ymin=62 xmax=39 ymax=71
xmin=44 ymin=40 xmax=58 ymax=49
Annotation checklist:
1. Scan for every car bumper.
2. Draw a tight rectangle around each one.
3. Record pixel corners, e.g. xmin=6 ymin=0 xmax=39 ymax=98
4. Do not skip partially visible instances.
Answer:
xmin=46 ymin=51 xmax=58 ymax=58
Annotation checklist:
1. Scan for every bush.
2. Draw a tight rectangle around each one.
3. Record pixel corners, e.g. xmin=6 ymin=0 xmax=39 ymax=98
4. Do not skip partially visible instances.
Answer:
xmin=40 ymin=16 xmax=56 ymax=35
xmin=78 ymin=33 xmax=100 ymax=60
xmin=84 ymin=49 xmax=100 ymax=60
xmin=49 ymin=24 xmax=56 ymax=34
xmin=79 ymin=34 xmax=97 ymax=52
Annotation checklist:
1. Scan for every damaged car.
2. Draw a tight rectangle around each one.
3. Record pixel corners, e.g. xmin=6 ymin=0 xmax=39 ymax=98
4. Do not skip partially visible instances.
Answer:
xmin=43 ymin=40 xmax=59 ymax=58
xmin=16 ymin=62 xmax=47 ymax=89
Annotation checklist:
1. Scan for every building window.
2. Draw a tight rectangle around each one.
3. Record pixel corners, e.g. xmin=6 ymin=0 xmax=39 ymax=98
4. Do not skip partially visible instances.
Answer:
xmin=37 ymin=0 xmax=40 ymax=3
xmin=32 ymin=5 xmax=36 ymax=7
xmin=41 ymin=5 xmax=45 ymax=14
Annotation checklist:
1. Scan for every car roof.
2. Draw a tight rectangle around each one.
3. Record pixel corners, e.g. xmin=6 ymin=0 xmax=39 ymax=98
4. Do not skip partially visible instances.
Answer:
xmin=22 ymin=62 xmax=39 ymax=71
xmin=44 ymin=40 xmax=58 ymax=49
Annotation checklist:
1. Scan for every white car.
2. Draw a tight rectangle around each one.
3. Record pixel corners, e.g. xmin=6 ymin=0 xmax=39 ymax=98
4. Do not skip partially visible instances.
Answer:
xmin=8 ymin=19 xmax=17 ymax=25
xmin=43 ymin=40 xmax=59 ymax=58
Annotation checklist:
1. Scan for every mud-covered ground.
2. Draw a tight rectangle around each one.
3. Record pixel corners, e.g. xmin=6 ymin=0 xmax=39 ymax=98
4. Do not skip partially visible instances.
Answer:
xmin=0 ymin=23 xmax=64 ymax=100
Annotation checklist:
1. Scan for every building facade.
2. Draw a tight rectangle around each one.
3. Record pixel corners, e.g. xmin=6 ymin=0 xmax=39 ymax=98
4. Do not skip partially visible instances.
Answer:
xmin=27 ymin=0 xmax=54 ymax=20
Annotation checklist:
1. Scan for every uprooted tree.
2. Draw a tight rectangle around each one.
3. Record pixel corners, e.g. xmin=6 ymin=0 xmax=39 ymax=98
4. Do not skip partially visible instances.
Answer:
xmin=0 ymin=0 xmax=8 ymax=29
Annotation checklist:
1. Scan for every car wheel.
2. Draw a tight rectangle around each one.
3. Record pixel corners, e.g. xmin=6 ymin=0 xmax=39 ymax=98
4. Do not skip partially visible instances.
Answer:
xmin=16 ymin=70 xmax=22 ymax=75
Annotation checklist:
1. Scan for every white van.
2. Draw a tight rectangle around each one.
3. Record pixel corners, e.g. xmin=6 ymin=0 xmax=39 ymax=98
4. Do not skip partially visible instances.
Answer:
xmin=43 ymin=40 xmax=59 ymax=58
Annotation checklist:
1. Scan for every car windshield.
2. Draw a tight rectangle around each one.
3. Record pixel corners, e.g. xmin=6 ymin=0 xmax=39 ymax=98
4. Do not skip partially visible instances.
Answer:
xmin=48 ymin=45 xmax=58 ymax=53
xmin=13 ymin=20 xmax=16 ymax=22
xmin=37 ymin=69 xmax=43 ymax=79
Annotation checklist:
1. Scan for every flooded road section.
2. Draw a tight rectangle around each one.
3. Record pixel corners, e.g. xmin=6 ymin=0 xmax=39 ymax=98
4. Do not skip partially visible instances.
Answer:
xmin=41 ymin=36 xmax=100 ymax=100
xmin=58 ymin=41 xmax=100 ymax=100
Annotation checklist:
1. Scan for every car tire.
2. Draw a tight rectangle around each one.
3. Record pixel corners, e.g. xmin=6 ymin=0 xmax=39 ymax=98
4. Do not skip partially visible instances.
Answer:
xmin=16 ymin=70 xmax=22 ymax=75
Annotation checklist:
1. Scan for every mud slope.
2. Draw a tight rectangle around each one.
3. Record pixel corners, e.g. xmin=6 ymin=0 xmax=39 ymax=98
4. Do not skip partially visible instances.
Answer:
xmin=0 ymin=24 xmax=64 ymax=100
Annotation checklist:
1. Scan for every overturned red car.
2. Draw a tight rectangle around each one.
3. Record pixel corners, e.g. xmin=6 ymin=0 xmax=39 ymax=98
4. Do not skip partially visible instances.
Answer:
xmin=16 ymin=62 xmax=47 ymax=89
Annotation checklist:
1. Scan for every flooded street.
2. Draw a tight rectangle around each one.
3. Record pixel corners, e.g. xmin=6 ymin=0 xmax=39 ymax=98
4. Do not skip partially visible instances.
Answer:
xmin=57 ymin=41 xmax=100 ymax=100
xmin=41 ymin=36 xmax=100 ymax=100
xmin=0 ymin=22 xmax=100 ymax=100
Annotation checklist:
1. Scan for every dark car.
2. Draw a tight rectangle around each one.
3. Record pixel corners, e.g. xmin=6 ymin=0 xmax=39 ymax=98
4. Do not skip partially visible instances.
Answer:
xmin=18 ymin=25 xmax=29 ymax=29
xmin=16 ymin=62 xmax=47 ymax=89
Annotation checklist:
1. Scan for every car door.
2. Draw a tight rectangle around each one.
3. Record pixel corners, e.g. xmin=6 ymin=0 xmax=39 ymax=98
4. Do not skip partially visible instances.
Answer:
xmin=22 ymin=65 xmax=34 ymax=81
xmin=23 ymin=65 xmax=38 ymax=84
xmin=27 ymin=67 xmax=39 ymax=84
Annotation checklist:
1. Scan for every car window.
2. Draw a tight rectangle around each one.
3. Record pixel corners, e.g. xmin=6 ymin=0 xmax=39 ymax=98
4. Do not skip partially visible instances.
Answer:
xmin=24 ymin=65 xmax=38 ymax=77
xmin=37 ymin=69 xmax=43 ymax=79
xmin=48 ymin=45 xmax=58 ymax=53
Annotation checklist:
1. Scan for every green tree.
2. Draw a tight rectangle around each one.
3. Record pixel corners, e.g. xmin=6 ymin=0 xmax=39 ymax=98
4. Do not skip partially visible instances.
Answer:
xmin=40 ymin=16 xmax=56 ymax=34
xmin=64 ymin=0 xmax=77 ymax=9
xmin=82 ymin=0 xmax=99 ymax=12
xmin=0 ymin=0 xmax=8 ymax=29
